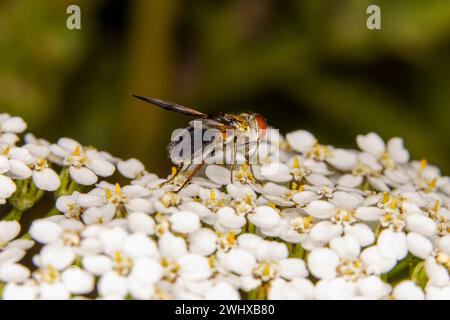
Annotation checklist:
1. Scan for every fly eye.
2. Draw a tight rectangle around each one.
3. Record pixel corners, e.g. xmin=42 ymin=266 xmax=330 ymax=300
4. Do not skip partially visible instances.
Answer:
xmin=254 ymin=115 xmax=267 ymax=140
xmin=255 ymin=115 xmax=267 ymax=131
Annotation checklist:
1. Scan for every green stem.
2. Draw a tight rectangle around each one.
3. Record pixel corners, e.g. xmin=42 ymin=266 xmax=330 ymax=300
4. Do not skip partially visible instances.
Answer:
xmin=290 ymin=243 xmax=304 ymax=258
xmin=247 ymin=290 xmax=257 ymax=300
xmin=45 ymin=206 xmax=61 ymax=218
xmin=4 ymin=207 xmax=24 ymax=221
xmin=246 ymin=222 xmax=256 ymax=234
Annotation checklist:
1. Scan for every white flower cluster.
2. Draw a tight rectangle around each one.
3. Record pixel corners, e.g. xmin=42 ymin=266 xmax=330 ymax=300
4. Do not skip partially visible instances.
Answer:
xmin=0 ymin=113 xmax=449 ymax=300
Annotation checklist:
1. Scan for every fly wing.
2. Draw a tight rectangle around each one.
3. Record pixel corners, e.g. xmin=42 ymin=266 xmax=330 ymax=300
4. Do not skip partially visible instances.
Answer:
xmin=188 ymin=118 xmax=232 ymax=132
xmin=168 ymin=125 xmax=221 ymax=165
xmin=133 ymin=95 xmax=209 ymax=118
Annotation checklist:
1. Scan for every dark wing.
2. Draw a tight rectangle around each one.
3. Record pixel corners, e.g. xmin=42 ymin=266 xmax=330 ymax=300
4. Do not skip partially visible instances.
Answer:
xmin=189 ymin=118 xmax=232 ymax=132
xmin=132 ymin=95 xmax=209 ymax=118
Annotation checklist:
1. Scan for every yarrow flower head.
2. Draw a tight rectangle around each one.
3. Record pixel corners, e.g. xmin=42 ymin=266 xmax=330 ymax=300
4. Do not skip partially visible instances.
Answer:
xmin=0 ymin=113 xmax=448 ymax=300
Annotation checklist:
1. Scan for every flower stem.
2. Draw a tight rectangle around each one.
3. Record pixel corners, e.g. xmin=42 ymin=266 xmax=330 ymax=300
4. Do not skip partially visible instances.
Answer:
xmin=246 ymin=222 xmax=256 ymax=234
xmin=4 ymin=207 xmax=24 ymax=221
xmin=45 ymin=206 xmax=61 ymax=218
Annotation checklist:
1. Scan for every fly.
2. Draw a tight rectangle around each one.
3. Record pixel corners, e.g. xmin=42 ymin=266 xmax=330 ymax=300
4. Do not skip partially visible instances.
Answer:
xmin=133 ymin=95 xmax=268 ymax=191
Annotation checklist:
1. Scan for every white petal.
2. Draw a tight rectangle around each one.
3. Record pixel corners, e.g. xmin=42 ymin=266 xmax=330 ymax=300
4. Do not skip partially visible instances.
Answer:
xmin=205 ymin=165 xmax=231 ymax=185
xmin=0 ymin=263 xmax=30 ymax=282
xmin=39 ymin=282 xmax=70 ymax=300
xmin=82 ymin=254 xmax=113 ymax=276
xmin=205 ymin=282 xmax=240 ymax=300
xmin=126 ymin=198 xmax=153 ymax=214
xmin=260 ymin=162 xmax=292 ymax=183
xmin=0 ymin=156 xmax=11 ymax=174
xmin=279 ymin=258 xmax=308 ymax=279
xmin=3 ymin=282 xmax=37 ymax=300
xmin=304 ymin=200 xmax=335 ymax=219
xmin=305 ymin=174 xmax=333 ymax=187
xmin=29 ymin=220 xmax=63 ymax=244
xmin=69 ymin=166 xmax=98 ymax=185
xmin=327 ymin=149 xmax=357 ymax=171
xmin=0 ymin=220 xmax=21 ymax=244
xmin=256 ymin=241 xmax=288 ymax=261
xmin=127 ymin=212 xmax=155 ymax=235
xmin=130 ymin=257 xmax=163 ymax=284
xmin=307 ymin=248 xmax=339 ymax=280
xmin=291 ymin=191 xmax=319 ymax=206
xmin=2 ymin=116 xmax=27 ymax=133
xmin=286 ymin=130 xmax=317 ymax=153
xmin=123 ymin=233 xmax=158 ymax=258
xmin=32 ymin=168 xmax=60 ymax=191
xmin=117 ymin=158 xmax=145 ymax=179
xmin=425 ymin=257 xmax=449 ymax=287
xmin=188 ymin=228 xmax=217 ymax=256
xmin=330 ymin=191 xmax=362 ymax=209
xmin=225 ymin=249 xmax=256 ymax=276
xmin=310 ymin=221 xmax=343 ymax=244
xmin=387 ymin=138 xmax=409 ymax=164
xmin=338 ymin=174 xmax=363 ymax=188
xmin=86 ymin=158 xmax=115 ymax=177
xmin=158 ymin=232 xmax=187 ymax=261
xmin=393 ymin=281 xmax=424 ymax=300
xmin=344 ymin=223 xmax=375 ymax=247
xmin=357 ymin=275 xmax=390 ymax=299
xmin=406 ymin=215 xmax=436 ymax=237
xmin=355 ymin=206 xmax=384 ymax=221
xmin=98 ymin=271 xmax=128 ymax=298
xmin=8 ymin=159 xmax=32 ymax=179
xmin=248 ymin=206 xmax=280 ymax=229
xmin=378 ymin=230 xmax=408 ymax=261
xmin=62 ymin=267 xmax=94 ymax=294
xmin=361 ymin=246 xmax=396 ymax=274
xmin=178 ymin=254 xmax=212 ymax=281
xmin=330 ymin=235 xmax=361 ymax=260
xmin=40 ymin=245 xmax=75 ymax=270
xmin=169 ymin=210 xmax=201 ymax=234
xmin=407 ymin=232 xmax=433 ymax=259
xmin=357 ymin=132 xmax=385 ymax=156
xmin=217 ymin=207 xmax=246 ymax=229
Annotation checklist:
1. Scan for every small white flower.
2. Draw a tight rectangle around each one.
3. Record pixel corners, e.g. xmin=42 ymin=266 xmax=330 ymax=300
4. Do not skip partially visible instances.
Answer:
xmin=50 ymin=138 xmax=115 ymax=185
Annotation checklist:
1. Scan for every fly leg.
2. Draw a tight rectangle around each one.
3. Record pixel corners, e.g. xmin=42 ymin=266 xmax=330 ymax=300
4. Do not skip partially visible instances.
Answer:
xmin=175 ymin=162 xmax=205 ymax=193
xmin=229 ymin=136 xmax=238 ymax=183
xmin=245 ymin=140 xmax=263 ymax=184
xmin=157 ymin=162 xmax=185 ymax=188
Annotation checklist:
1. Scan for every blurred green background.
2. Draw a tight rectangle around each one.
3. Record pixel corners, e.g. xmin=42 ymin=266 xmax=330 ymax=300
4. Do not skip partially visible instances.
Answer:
xmin=1 ymin=0 xmax=450 ymax=176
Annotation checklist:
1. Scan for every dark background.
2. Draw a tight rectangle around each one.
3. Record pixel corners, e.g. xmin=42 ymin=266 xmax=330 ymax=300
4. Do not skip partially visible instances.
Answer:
xmin=1 ymin=0 xmax=450 ymax=176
